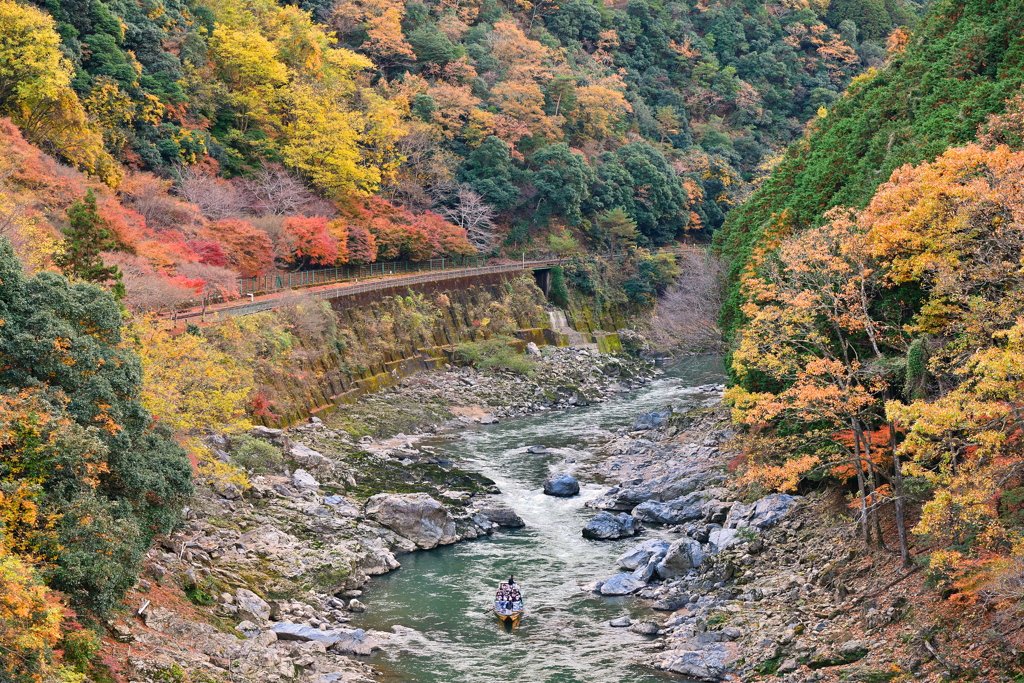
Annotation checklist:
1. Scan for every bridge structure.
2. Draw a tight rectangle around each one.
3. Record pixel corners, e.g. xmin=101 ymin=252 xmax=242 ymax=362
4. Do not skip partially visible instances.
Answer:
xmin=163 ymin=246 xmax=703 ymax=324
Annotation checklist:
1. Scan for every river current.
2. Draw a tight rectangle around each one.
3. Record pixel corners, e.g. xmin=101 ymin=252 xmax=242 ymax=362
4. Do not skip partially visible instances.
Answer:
xmin=354 ymin=356 xmax=727 ymax=683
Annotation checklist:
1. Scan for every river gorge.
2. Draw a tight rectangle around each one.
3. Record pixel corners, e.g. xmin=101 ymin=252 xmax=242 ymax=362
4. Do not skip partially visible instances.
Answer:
xmin=355 ymin=355 xmax=726 ymax=683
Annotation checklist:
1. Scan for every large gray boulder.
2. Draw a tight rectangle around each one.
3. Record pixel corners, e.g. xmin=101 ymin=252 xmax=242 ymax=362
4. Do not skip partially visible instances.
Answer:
xmin=588 ymin=475 xmax=724 ymax=512
xmin=617 ymin=539 xmax=670 ymax=571
xmin=725 ymin=493 xmax=799 ymax=530
xmin=632 ymin=410 xmax=671 ymax=431
xmin=655 ymin=538 xmax=706 ymax=579
xmin=632 ymin=489 xmax=726 ymax=525
xmin=658 ymin=641 xmax=742 ymax=680
xmin=543 ymin=474 xmax=580 ymax=497
xmin=235 ymin=589 xmax=271 ymax=622
xmin=600 ymin=573 xmax=646 ymax=595
xmin=582 ymin=512 xmax=638 ymax=540
xmin=331 ymin=628 xmax=381 ymax=656
xmin=272 ymin=623 xmax=343 ymax=644
xmin=364 ymin=493 xmax=458 ymax=549
xmin=472 ymin=506 xmax=525 ymax=528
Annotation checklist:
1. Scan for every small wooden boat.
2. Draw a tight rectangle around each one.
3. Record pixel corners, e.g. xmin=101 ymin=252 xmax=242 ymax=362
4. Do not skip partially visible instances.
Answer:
xmin=493 ymin=582 xmax=524 ymax=629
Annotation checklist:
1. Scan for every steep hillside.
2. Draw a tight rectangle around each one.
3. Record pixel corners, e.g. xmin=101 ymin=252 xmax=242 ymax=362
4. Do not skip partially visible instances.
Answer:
xmin=715 ymin=0 xmax=1024 ymax=334
xmin=714 ymin=0 xmax=1024 ymax=665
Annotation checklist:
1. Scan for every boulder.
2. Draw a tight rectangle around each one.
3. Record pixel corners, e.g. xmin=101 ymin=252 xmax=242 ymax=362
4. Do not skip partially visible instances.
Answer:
xmin=364 ymin=493 xmax=458 ymax=550
xmin=525 ymin=342 xmax=542 ymax=358
xmin=632 ymin=490 xmax=718 ymax=525
xmin=250 ymin=426 xmax=286 ymax=444
xmin=588 ymin=477 xmax=724 ymax=512
xmin=582 ymin=512 xmax=637 ymax=540
xmin=292 ymin=469 xmax=319 ymax=490
xmin=630 ymin=621 xmax=660 ymax=636
xmin=659 ymin=642 xmax=741 ymax=680
xmin=235 ymin=589 xmax=271 ymax=622
xmin=236 ymin=620 xmax=262 ymax=638
xmin=473 ymin=506 xmax=525 ymax=528
xmin=632 ymin=555 xmax=661 ymax=583
xmin=655 ymin=538 xmax=706 ymax=579
xmin=543 ymin=474 xmax=580 ymax=497
xmin=272 ymin=623 xmax=352 ymax=645
xmin=289 ymin=442 xmax=333 ymax=470
xmin=632 ymin=410 xmax=671 ymax=431
xmin=617 ymin=539 xmax=670 ymax=571
xmin=652 ymin=597 xmax=690 ymax=611
xmin=527 ymin=445 xmax=549 ymax=454
xmin=331 ymin=628 xmax=381 ymax=656
xmin=479 ymin=415 xmax=499 ymax=425
xmin=600 ymin=573 xmax=646 ymax=595
xmin=725 ymin=494 xmax=799 ymax=530
xmin=609 ymin=616 xmax=632 ymax=627
xmin=707 ymin=527 xmax=743 ymax=553
xmin=749 ymin=494 xmax=800 ymax=529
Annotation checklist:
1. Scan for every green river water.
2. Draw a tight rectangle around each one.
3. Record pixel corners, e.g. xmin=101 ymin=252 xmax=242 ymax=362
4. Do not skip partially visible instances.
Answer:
xmin=354 ymin=356 xmax=727 ymax=683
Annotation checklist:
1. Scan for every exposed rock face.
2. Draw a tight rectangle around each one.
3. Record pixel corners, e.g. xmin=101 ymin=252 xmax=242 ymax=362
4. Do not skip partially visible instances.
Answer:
xmin=364 ymin=493 xmax=458 ymax=550
xmin=543 ymin=474 xmax=580 ymax=497
xmin=632 ymin=489 xmax=722 ymax=525
xmin=582 ymin=512 xmax=638 ymax=540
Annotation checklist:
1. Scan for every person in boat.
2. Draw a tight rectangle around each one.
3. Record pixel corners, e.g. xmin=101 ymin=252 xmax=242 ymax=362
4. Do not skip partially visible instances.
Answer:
xmin=508 ymin=575 xmax=516 ymax=586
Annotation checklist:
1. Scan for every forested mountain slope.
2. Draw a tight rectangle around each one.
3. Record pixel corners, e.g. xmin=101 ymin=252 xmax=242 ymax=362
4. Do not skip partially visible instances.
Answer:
xmin=716 ymin=0 xmax=1024 ymax=655
xmin=0 ymin=0 xmax=917 ymax=316
xmin=715 ymin=0 xmax=1024 ymax=334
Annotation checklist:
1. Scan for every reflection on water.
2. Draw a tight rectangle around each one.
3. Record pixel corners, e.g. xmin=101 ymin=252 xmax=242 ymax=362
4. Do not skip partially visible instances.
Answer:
xmin=354 ymin=356 xmax=726 ymax=683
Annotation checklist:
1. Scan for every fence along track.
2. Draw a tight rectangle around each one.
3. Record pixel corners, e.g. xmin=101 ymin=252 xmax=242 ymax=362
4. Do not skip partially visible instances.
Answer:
xmin=168 ymin=246 xmax=704 ymax=322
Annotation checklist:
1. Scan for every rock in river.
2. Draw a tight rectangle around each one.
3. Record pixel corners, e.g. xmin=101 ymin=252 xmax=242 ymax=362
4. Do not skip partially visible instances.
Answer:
xmin=472 ymin=506 xmax=525 ymax=528
xmin=527 ymin=445 xmax=549 ymax=454
xmin=364 ymin=493 xmax=458 ymax=550
xmin=583 ymin=512 xmax=638 ymax=540
xmin=543 ymin=474 xmax=580 ymax=497
xmin=617 ymin=539 xmax=670 ymax=570
xmin=600 ymin=573 xmax=646 ymax=595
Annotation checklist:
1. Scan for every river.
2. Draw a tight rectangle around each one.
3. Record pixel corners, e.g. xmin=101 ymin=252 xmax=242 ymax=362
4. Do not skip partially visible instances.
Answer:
xmin=354 ymin=355 xmax=727 ymax=683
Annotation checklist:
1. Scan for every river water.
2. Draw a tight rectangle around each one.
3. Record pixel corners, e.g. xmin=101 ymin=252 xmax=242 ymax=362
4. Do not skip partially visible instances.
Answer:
xmin=355 ymin=356 xmax=726 ymax=683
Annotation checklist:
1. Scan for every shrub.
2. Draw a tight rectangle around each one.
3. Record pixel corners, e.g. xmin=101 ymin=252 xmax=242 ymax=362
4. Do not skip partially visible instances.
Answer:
xmin=455 ymin=337 xmax=535 ymax=375
xmin=230 ymin=436 xmax=283 ymax=473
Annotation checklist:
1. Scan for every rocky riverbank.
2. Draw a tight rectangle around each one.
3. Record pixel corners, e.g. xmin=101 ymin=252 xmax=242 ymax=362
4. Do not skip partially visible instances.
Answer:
xmin=581 ymin=398 xmax=962 ymax=683
xmin=104 ymin=345 xmax=654 ymax=683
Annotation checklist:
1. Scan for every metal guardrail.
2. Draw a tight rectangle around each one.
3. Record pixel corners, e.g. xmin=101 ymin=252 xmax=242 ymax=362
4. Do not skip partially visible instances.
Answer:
xmin=237 ymin=255 xmax=489 ymax=296
xmin=175 ymin=260 xmax=563 ymax=321
xmin=167 ymin=246 xmax=705 ymax=322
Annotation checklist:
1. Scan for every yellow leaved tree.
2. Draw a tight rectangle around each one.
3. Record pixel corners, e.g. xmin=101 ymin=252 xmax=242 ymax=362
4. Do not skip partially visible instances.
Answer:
xmin=133 ymin=318 xmax=255 ymax=487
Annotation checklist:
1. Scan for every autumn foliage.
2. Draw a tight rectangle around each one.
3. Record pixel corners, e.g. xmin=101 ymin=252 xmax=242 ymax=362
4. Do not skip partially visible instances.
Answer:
xmin=728 ymin=126 xmax=1024 ymax=589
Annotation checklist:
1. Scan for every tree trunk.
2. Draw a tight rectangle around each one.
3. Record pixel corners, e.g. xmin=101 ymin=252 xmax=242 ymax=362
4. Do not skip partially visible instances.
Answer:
xmin=889 ymin=422 xmax=910 ymax=567
xmin=857 ymin=426 xmax=885 ymax=549
xmin=851 ymin=424 xmax=873 ymax=549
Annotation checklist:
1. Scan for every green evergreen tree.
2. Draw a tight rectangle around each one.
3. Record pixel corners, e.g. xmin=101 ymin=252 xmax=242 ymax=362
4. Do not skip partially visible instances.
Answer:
xmin=54 ymin=189 xmax=124 ymax=298
xmin=0 ymin=236 xmax=193 ymax=612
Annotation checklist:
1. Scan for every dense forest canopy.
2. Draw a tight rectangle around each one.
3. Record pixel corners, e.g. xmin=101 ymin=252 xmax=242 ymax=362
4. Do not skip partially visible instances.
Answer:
xmin=0 ymin=0 xmax=921 ymax=313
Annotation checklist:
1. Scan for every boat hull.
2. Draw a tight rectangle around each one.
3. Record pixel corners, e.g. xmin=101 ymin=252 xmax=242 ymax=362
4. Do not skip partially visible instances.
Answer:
xmin=494 ymin=608 xmax=523 ymax=629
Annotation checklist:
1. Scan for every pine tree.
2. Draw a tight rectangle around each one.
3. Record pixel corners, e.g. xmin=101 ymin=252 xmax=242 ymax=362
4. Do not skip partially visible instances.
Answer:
xmin=54 ymin=189 xmax=124 ymax=297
